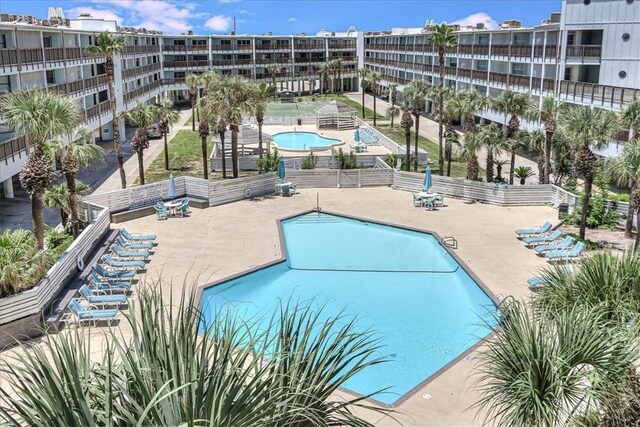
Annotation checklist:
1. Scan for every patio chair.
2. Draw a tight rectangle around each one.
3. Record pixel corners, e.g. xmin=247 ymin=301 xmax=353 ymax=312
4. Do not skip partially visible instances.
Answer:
xmin=289 ymin=183 xmax=298 ymax=194
xmin=101 ymin=255 xmax=145 ymax=270
xmin=175 ymin=199 xmax=191 ymax=217
xmin=119 ymin=227 xmax=156 ymax=242
xmin=545 ymin=242 xmax=586 ymax=261
xmin=515 ymin=221 xmax=552 ymax=237
xmin=110 ymin=244 xmax=150 ymax=260
xmin=535 ymin=236 xmax=575 ymax=254
xmin=116 ymin=235 xmax=153 ymax=250
xmin=155 ymin=205 xmax=168 ymax=220
xmin=412 ymin=193 xmax=423 ymax=207
xmin=434 ymin=195 xmax=445 ymax=208
xmin=523 ymin=230 xmax=563 ymax=246
xmin=281 ymin=184 xmax=292 ymax=197
xmin=424 ymin=197 xmax=436 ymax=211
xmin=66 ymin=299 xmax=118 ymax=325
xmin=87 ymin=273 xmax=131 ymax=293
xmin=79 ymin=285 xmax=127 ymax=308
xmin=92 ymin=263 xmax=136 ymax=280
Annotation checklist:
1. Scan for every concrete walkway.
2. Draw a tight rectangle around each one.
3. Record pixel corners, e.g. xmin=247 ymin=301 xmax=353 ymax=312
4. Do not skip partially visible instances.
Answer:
xmin=344 ymin=91 xmax=540 ymax=179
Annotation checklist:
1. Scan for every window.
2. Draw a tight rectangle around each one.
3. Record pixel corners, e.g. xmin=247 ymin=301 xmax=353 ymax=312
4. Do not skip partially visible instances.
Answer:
xmin=0 ymin=34 xmax=6 ymax=49
xmin=567 ymin=33 xmax=575 ymax=46
xmin=43 ymin=36 xmax=52 ymax=48
xmin=46 ymin=70 xmax=55 ymax=84
xmin=583 ymin=0 xmax=591 ymax=4
xmin=564 ymin=67 xmax=572 ymax=80
xmin=619 ymin=71 xmax=627 ymax=78
xmin=622 ymin=33 xmax=631 ymax=41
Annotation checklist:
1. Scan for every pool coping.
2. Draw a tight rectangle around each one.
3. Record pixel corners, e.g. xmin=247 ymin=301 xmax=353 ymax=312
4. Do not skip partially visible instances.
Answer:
xmin=271 ymin=131 xmax=345 ymax=153
xmin=194 ymin=208 xmax=502 ymax=409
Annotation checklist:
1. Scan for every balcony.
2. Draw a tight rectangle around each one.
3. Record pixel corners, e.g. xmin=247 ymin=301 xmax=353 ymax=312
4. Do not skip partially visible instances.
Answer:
xmin=123 ymin=62 xmax=161 ymax=79
xmin=557 ymin=80 xmax=640 ymax=107
xmin=162 ymin=60 xmax=209 ymax=69
xmin=458 ymin=45 xmax=473 ymax=55
xmin=212 ymin=59 xmax=252 ymax=66
xmin=565 ymin=45 xmax=601 ymax=59
xmin=44 ymin=47 xmax=65 ymax=62
xmin=163 ymin=45 xmax=188 ymax=52
xmin=444 ymin=66 xmax=457 ymax=76
xmin=125 ymin=45 xmax=161 ymax=55
xmin=46 ymin=74 xmax=108 ymax=96
xmin=163 ymin=78 xmax=187 ymax=85
xmin=274 ymin=45 xmax=291 ymax=51
xmin=255 ymin=45 xmax=274 ymax=51
xmin=123 ymin=80 xmax=162 ymax=104
xmin=531 ymin=77 xmax=556 ymax=92
xmin=0 ymin=135 xmax=29 ymax=164
xmin=328 ymin=42 xmax=356 ymax=50
xmin=86 ymin=101 xmax=111 ymax=120
xmin=0 ymin=48 xmax=19 ymax=67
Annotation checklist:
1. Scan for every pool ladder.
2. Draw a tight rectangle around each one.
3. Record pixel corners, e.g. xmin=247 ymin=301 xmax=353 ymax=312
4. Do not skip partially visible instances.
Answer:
xmin=441 ymin=236 xmax=458 ymax=249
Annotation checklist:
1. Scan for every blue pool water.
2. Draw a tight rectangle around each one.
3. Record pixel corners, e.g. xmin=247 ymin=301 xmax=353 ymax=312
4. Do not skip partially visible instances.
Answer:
xmin=272 ymin=131 xmax=342 ymax=151
xmin=200 ymin=213 xmax=497 ymax=405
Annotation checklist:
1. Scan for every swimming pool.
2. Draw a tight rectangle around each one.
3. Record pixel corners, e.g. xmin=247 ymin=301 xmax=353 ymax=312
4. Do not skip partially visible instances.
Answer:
xmin=200 ymin=212 xmax=497 ymax=405
xmin=272 ymin=131 xmax=343 ymax=151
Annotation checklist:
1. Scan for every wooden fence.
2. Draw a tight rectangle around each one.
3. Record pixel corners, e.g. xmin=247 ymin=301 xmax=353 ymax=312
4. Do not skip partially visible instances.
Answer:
xmin=208 ymin=173 xmax=277 ymax=205
xmin=0 ymin=202 xmax=110 ymax=325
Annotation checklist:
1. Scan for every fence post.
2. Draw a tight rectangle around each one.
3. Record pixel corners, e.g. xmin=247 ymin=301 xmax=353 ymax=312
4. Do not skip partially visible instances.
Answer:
xmin=358 ymin=169 xmax=362 ymax=188
xmin=337 ymin=169 xmax=340 ymax=188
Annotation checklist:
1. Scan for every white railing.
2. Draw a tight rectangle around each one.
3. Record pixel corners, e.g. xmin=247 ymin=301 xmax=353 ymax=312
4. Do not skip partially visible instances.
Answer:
xmin=551 ymin=185 xmax=580 ymax=207
xmin=374 ymin=156 xmax=392 ymax=169
xmin=0 ymin=202 xmax=110 ymax=325
xmin=355 ymin=118 xmax=429 ymax=165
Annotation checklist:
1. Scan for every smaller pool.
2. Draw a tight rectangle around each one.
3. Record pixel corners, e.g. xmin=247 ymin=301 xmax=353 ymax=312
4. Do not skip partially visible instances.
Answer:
xmin=272 ymin=131 xmax=343 ymax=151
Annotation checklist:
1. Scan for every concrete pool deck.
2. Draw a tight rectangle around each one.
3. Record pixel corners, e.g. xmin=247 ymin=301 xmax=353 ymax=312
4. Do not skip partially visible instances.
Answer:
xmin=106 ymin=186 xmax=554 ymax=426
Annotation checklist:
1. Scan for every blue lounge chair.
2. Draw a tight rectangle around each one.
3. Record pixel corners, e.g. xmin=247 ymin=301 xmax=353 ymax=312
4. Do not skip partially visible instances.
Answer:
xmin=110 ymin=244 xmax=150 ymax=259
xmin=92 ymin=263 xmax=136 ymax=280
xmin=79 ymin=285 xmax=127 ymax=307
xmin=523 ymin=230 xmax=563 ymax=246
xmin=87 ymin=273 xmax=131 ymax=293
xmin=101 ymin=255 xmax=145 ymax=270
xmin=67 ymin=299 xmax=118 ymax=324
xmin=116 ymin=235 xmax=153 ymax=250
xmin=535 ymin=236 xmax=575 ymax=254
xmin=527 ymin=276 xmax=545 ymax=288
xmin=545 ymin=242 xmax=587 ymax=260
xmin=515 ymin=221 xmax=552 ymax=237
xmin=120 ymin=227 xmax=156 ymax=242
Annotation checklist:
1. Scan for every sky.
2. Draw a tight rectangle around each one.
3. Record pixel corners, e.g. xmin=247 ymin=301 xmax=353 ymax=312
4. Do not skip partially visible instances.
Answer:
xmin=2 ymin=0 xmax=561 ymax=35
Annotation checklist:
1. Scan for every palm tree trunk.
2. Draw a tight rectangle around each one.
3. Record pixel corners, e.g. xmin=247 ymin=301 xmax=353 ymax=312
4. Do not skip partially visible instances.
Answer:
xmin=163 ymin=131 xmax=170 ymax=170
xmin=635 ymin=209 xmax=639 ymax=249
xmin=467 ymin=155 xmax=479 ymax=181
xmin=544 ymin=130 xmax=553 ymax=184
xmin=486 ymin=151 xmax=494 ymax=183
xmin=373 ymin=94 xmax=377 ymax=126
xmin=580 ymin=175 xmax=593 ymax=240
xmin=137 ymin=151 xmax=145 ymax=185
xmin=108 ymin=75 xmax=126 ymax=189
xmin=191 ymin=100 xmax=196 ymax=132
xmin=391 ymin=115 xmax=394 ymax=128
xmin=438 ymin=51 xmax=445 ymax=176
xmin=509 ymin=151 xmax=516 ymax=185
xmin=625 ymin=198 xmax=635 ymax=238
xmin=201 ymin=136 xmax=209 ymax=180
xmin=413 ymin=115 xmax=420 ymax=172
xmin=60 ymin=209 xmax=68 ymax=228
xmin=258 ymin=121 xmax=264 ymax=159
xmin=65 ymin=172 xmax=80 ymax=238
xmin=446 ymin=147 xmax=452 ymax=177
xmin=405 ymin=128 xmax=411 ymax=172
xmin=33 ymin=190 xmax=45 ymax=251
xmin=231 ymin=127 xmax=239 ymax=178
xmin=361 ymin=89 xmax=366 ymax=119
xmin=220 ymin=131 xmax=227 ymax=179
xmin=538 ymin=155 xmax=545 ymax=184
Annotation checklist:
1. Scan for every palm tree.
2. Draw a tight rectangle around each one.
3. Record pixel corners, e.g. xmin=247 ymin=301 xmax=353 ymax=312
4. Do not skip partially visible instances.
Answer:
xmin=430 ymin=87 xmax=458 ymax=177
xmin=217 ymin=118 xmax=229 ymax=179
xmin=459 ymin=131 xmax=482 ymax=181
xmin=248 ymin=81 xmax=276 ymax=159
xmin=123 ymin=102 xmax=159 ymax=186
xmin=1 ymin=91 xmax=79 ymax=250
xmin=45 ymin=181 xmax=90 ymax=228
xmin=266 ymin=63 xmax=280 ymax=98
xmin=185 ymin=74 xmax=201 ymax=132
xmin=219 ymin=77 xmax=251 ymax=179
xmin=329 ymin=59 xmax=342 ymax=93
xmin=385 ymin=105 xmax=400 ymax=128
xmin=607 ymin=143 xmax=640 ymax=247
xmin=368 ymin=71 xmax=382 ymax=126
xmin=476 ymin=299 xmax=637 ymax=427
xmin=476 ymin=123 xmax=504 ymax=183
xmin=429 ymin=22 xmax=458 ymax=176
xmin=156 ymin=96 xmax=181 ymax=171
xmin=404 ymin=80 xmax=429 ymax=171
xmin=517 ymin=129 xmax=546 ymax=184
xmin=492 ymin=90 xmax=534 ymax=184
xmin=400 ymin=101 xmax=414 ymax=172
xmin=513 ymin=166 xmax=535 ymax=185
xmin=49 ymin=127 xmax=105 ymax=238
xmin=84 ymin=31 xmax=126 ymax=189
xmin=388 ymin=82 xmax=398 ymax=106
xmin=317 ymin=63 xmax=331 ymax=96
xmin=525 ymin=95 xmax=568 ymax=184
xmin=618 ymin=98 xmax=640 ymax=237
xmin=358 ymin=68 xmax=370 ymax=118
xmin=494 ymin=159 xmax=508 ymax=182
xmin=560 ymin=106 xmax=617 ymax=239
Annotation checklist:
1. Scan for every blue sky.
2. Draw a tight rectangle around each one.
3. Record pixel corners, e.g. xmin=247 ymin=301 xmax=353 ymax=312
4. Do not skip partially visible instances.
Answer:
xmin=3 ymin=0 xmax=561 ymax=35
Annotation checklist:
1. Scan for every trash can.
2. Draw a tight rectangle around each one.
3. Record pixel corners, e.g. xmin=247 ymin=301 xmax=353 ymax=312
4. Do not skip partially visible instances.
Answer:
xmin=297 ymin=118 xmax=302 ymax=125
xmin=558 ymin=203 xmax=569 ymax=219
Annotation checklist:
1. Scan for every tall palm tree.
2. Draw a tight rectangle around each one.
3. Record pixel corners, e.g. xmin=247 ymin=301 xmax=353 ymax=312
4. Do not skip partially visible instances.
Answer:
xmin=400 ymin=101 xmax=414 ymax=172
xmin=49 ymin=127 xmax=105 ymax=238
xmin=266 ymin=63 xmax=280 ymax=98
xmin=560 ymin=106 xmax=617 ymax=239
xmin=248 ymin=81 xmax=276 ymax=159
xmin=518 ymin=129 xmax=546 ymax=184
xmin=607 ymin=143 xmax=640 ymax=247
xmin=197 ymin=100 xmax=211 ymax=180
xmin=156 ymin=96 xmax=181 ymax=171
xmin=430 ymin=87 xmax=458 ymax=177
xmin=492 ymin=90 xmax=534 ymax=184
xmin=429 ymin=22 xmax=457 ymax=176
xmin=45 ymin=181 xmax=90 ymax=228
xmin=317 ymin=63 xmax=331 ymax=96
xmin=358 ymin=68 xmax=370 ymax=118
xmin=368 ymin=71 xmax=382 ymax=126
xmin=217 ymin=118 xmax=229 ymax=179
xmin=185 ymin=74 xmax=201 ymax=132
xmin=1 ymin=91 xmax=78 ymax=250
xmin=476 ymin=123 xmax=504 ymax=183
xmin=329 ymin=59 xmax=342 ymax=93
xmin=84 ymin=31 xmax=126 ymax=189
xmin=459 ymin=131 xmax=482 ymax=181
xmin=404 ymin=80 xmax=429 ymax=171
xmin=618 ymin=98 xmax=640 ymax=236
xmin=219 ymin=77 xmax=251 ymax=179
xmin=123 ymin=102 xmax=159 ymax=186
xmin=525 ymin=95 xmax=568 ymax=184
xmin=388 ymin=82 xmax=398 ymax=106
xmin=385 ymin=104 xmax=400 ymax=128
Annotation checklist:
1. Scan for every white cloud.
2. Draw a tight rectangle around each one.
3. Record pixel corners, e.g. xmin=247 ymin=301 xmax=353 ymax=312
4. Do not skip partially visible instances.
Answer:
xmin=237 ymin=9 xmax=255 ymax=15
xmin=66 ymin=6 xmax=123 ymax=23
xmin=205 ymin=15 xmax=233 ymax=32
xmin=219 ymin=0 xmax=241 ymax=3
xmin=288 ymin=17 xmax=297 ymax=22
xmin=451 ymin=12 xmax=498 ymax=30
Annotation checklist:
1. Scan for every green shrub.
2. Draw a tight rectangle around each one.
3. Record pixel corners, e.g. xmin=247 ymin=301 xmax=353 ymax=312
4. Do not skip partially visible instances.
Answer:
xmin=301 ymin=152 xmax=317 ymax=170
xmin=336 ymin=148 xmax=357 ymax=169
xmin=609 ymin=193 xmax=631 ymax=203
xmin=561 ymin=169 xmax=621 ymax=230
xmin=257 ymin=148 xmax=282 ymax=174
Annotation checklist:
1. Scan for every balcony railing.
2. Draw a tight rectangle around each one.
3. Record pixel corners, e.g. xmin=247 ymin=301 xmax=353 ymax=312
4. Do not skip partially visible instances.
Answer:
xmin=86 ymin=101 xmax=111 ymax=120
xmin=0 ymin=49 xmax=19 ymax=67
xmin=565 ymin=45 xmax=601 ymax=58
xmin=163 ymin=45 xmax=188 ymax=52
xmin=328 ymin=42 xmax=356 ymax=50
xmin=125 ymin=45 xmax=160 ymax=55
xmin=123 ymin=62 xmax=161 ymax=79
xmin=163 ymin=78 xmax=187 ymax=85
xmin=557 ymin=80 xmax=640 ymax=107
xmin=123 ymin=80 xmax=162 ymax=104
xmin=44 ymin=47 xmax=65 ymax=62
xmin=0 ymin=135 xmax=29 ymax=164
xmin=46 ymin=74 xmax=108 ymax=96
xmin=163 ymin=60 xmax=209 ymax=69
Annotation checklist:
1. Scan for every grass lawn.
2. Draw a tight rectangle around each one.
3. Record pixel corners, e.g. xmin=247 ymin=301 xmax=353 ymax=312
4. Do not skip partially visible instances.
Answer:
xmin=184 ymin=113 xmax=195 ymax=127
xmin=294 ymin=94 xmax=385 ymax=121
